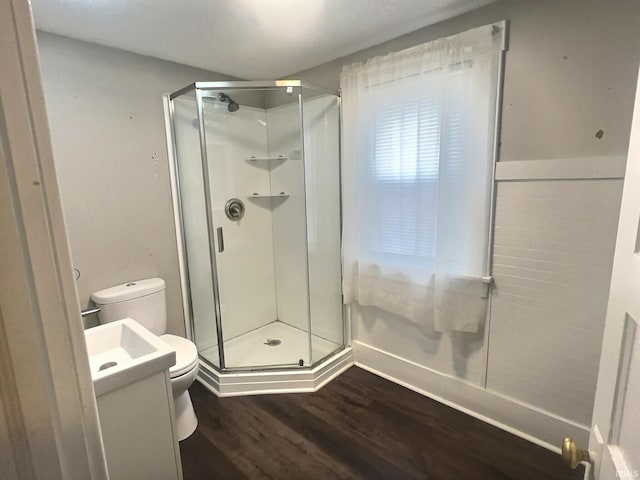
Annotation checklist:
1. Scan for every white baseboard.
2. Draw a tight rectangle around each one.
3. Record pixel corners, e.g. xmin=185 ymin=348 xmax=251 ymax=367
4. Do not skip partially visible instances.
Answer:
xmin=353 ymin=340 xmax=589 ymax=452
xmin=197 ymin=347 xmax=354 ymax=397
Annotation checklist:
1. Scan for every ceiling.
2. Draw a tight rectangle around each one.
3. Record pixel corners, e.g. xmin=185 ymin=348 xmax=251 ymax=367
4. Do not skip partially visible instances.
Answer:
xmin=31 ymin=0 xmax=494 ymax=79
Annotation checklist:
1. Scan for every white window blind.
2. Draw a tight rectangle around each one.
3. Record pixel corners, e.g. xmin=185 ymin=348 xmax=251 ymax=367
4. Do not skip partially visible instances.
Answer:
xmin=341 ymin=23 xmax=504 ymax=332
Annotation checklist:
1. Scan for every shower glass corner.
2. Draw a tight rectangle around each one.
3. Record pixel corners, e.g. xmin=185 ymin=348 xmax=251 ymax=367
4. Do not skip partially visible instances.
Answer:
xmin=166 ymin=81 xmax=344 ymax=374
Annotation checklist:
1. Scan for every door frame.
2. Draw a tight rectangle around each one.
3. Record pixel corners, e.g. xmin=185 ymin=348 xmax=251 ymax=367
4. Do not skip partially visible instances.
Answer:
xmin=0 ymin=0 xmax=107 ymax=478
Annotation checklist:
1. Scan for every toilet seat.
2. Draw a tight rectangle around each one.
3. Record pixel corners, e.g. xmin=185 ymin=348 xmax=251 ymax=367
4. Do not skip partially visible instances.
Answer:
xmin=161 ymin=334 xmax=198 ymax=378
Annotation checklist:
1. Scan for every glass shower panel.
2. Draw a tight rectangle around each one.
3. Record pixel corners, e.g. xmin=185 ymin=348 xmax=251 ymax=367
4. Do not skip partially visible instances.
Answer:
xmin=200 ymin=87 xmax=311 ymax=369
xmin=301 ymin=90 xmax=345 ymax=364
xmin=265 ymin=87 xmax=313 ymax=368
xmin=170 ymin=90 xmax=220 ymax=367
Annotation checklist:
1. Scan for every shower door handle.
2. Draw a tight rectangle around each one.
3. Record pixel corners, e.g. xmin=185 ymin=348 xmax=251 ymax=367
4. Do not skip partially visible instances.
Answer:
xmin=217 ymin=226 xmax=224 ymax=253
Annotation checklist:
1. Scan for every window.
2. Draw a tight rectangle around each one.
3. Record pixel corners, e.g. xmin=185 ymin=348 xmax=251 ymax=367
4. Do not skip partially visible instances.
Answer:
xmin=361 ymin=65 xmax=473 ymax=270
xmin=340 ymin=23 xmax=505 ymax=331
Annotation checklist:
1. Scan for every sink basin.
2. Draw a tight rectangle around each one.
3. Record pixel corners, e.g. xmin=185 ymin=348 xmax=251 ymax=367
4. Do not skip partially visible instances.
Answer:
xmin=84 ymin=318 xmax=176 ymax=396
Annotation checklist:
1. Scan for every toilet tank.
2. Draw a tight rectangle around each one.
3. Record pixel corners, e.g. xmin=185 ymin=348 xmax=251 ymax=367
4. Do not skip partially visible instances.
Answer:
xmin=90 ymin=278 xmax=167 ymax=336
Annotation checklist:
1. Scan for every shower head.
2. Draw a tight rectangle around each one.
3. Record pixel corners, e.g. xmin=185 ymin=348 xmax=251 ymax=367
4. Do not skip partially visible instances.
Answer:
xmin=217 ymin=92 xmax=240 ymax=112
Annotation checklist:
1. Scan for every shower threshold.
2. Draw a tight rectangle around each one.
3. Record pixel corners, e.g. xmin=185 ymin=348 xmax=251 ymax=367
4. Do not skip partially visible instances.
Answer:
xmin=195 ymin=322 xmax=353 ymax=397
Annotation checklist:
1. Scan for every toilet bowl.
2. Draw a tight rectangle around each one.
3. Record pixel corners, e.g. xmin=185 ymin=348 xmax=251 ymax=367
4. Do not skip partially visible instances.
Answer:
xmin=161 ymin=334 xmax=199 ymax=440
xmin=91 ymin=278 xmax=199 ymax=441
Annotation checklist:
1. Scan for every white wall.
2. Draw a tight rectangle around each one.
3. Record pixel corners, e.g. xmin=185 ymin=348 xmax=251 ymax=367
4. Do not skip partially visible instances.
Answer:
xmin=37 ymin=32 xmax=237 ymax=335
xmin=291 ymin=0 xmax=640 ymax=447
xmin=294 ymin=0 xmax=640 ymax=161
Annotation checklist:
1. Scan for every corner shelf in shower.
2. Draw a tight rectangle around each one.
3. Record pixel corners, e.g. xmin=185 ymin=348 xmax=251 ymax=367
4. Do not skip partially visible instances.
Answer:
xmin=246 ymin=156 xmax=288 ymax=163
xmin=248 ymin=192 xmax=290 ymax=199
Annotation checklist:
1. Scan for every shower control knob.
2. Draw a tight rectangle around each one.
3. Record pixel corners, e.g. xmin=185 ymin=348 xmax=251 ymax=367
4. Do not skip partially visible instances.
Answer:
xmin=225 ymin=198 xmax=245 ymax=220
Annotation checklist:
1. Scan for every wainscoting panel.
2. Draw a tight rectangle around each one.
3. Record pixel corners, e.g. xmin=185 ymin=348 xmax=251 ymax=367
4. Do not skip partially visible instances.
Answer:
xmin=486 ymin=178 xmax=623 ymax=426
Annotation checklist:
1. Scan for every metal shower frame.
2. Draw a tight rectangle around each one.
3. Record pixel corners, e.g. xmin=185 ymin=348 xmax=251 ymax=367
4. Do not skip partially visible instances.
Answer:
xmin=165 ymin=80 xmax=346 ymax=374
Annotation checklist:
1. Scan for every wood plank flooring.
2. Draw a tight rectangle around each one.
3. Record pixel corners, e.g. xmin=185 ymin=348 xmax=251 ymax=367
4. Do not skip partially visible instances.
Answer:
xmin=180 ymin=366 xmax=583 ymax=480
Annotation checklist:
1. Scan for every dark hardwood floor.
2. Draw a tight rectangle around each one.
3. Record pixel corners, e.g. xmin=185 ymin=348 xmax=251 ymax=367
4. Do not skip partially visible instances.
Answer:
xmin=180 ymin=366 xmax=583 ymax=480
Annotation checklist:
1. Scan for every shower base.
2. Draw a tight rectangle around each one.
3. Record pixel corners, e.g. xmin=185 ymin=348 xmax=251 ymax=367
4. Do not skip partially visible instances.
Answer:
xmin=200 ymin=321 xmax=340 ymax=368
xmin=196 ymin=321 xmax=353 ymax=397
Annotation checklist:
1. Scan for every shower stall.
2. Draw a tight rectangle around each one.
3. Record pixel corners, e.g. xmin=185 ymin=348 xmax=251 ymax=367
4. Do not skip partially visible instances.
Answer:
xmin=164 ymin=81 xmax=350 ymax=395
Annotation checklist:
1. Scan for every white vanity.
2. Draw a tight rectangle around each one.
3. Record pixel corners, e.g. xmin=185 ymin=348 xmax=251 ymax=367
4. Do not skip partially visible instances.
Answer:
xmin=84 ymin=318 xmax=183 ymax=480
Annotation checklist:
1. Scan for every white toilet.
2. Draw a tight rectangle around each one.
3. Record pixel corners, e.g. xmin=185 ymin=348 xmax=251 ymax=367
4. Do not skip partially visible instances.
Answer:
xmin=91 ymin=278 xmax=199 ymax=441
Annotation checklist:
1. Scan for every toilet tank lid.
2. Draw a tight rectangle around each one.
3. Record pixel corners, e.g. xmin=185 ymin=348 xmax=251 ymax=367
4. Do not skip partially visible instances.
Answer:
xmin=91 ymin=278 xmax=165 ymax=305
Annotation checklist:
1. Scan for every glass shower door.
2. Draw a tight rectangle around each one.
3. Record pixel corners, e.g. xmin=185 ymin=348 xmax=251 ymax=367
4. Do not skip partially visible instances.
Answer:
xmin=198 ymin=86 xmax=312 ymax=370
xmin=170 ymin=88 xmax=221 ymax=368
xmin=301 ymin=88 xmax=345 ymax=365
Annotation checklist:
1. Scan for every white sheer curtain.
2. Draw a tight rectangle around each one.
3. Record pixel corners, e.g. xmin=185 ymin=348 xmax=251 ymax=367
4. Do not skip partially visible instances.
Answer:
xmin=341 ymin=24 xmax=502 ymax=332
